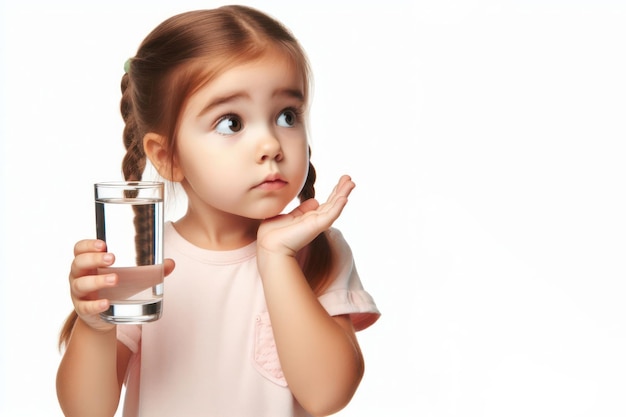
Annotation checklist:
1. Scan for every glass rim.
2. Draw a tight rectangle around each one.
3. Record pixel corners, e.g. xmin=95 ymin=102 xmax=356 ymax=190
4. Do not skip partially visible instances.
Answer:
xmin=94 ymin=180 xmax=164 ymax=190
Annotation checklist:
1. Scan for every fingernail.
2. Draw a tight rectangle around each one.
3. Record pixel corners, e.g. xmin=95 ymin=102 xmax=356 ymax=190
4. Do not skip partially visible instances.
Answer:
xmin=105 ymin=274 xmax=116 ymax=284
xmin=95 ymin=241 xmax=105 ymax=250
xmin=103 ymin=253 xmax=114 ymax=263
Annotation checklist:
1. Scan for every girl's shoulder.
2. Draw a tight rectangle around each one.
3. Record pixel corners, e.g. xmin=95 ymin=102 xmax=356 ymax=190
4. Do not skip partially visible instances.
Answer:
xmin=319 ymin=228 xmax=381 ymax=330
xmin=325 ymin=227 xmax=355 ymax=263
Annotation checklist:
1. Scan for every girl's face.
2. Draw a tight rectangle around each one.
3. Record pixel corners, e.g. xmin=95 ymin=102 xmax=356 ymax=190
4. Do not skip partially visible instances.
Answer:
xmin=174 ymin=51 xmax=310 ymax=220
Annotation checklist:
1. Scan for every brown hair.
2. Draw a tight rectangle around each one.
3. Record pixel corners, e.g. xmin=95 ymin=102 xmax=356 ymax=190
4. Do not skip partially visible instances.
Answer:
xmin=60 ymin=5 xmax=332 ymax=349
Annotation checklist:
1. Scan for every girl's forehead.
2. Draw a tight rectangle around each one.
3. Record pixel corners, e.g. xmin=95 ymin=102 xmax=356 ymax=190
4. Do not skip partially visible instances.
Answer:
xmin=193 ymin=46 xmax=306 ymax=93
xmin=183 ymin=53 xmax=306 ymax=116
xmin=198 ymin=53 xmax=304 ymax=97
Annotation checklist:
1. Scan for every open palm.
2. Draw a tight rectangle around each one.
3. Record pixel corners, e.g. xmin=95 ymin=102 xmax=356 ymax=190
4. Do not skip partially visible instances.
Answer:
xmin=257 ymin=175 xmax=355 ymax=257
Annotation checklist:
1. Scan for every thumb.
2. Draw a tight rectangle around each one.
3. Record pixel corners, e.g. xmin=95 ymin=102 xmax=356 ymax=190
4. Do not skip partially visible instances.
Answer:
xmin=164 ymin=258 xmax=176 ymax=277
xmin=290 ymin=198 xmax=319 ymax=217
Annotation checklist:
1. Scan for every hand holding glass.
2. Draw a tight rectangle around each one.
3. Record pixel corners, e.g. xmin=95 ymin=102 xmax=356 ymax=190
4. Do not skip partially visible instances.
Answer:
xmin=94 ymin=181 xmax=164 ymax=324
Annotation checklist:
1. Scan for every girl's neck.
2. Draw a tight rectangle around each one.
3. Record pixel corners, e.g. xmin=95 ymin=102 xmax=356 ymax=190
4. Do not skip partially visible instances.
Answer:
xmin=173 ymin=210 xmax=260 ymax=251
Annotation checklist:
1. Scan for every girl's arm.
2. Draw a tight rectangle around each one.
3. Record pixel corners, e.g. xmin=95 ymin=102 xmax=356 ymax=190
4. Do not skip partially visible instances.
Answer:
xmin=257 ymin=175 xmax=363 ymax=416
xmin=56 ymin=320 xmax=130 ymax=417
xmin=56 ymin=239 xmax=131 ymax=416
xmin=258 ymin=254 xmax=364 ymax=416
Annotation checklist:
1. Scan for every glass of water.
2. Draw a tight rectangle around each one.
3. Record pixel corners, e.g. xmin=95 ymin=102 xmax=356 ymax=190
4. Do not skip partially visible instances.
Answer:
xmin=94 ymin=181 xmax=164 ymax=324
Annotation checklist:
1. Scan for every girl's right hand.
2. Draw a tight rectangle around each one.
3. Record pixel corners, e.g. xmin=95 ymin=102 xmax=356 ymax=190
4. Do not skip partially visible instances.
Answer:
xmin=68 ymin=239 xmax=118 ymax=333
xmin=68 ymin=239 xmax=176 ymax=333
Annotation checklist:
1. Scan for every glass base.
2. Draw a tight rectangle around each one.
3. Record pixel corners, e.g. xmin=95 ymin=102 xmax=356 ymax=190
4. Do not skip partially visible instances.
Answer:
xmin=100 ymin=299 xmax=162 ymax=324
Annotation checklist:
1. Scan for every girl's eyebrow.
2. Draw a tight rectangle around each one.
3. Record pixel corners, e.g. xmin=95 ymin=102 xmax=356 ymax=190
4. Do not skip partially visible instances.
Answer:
xmin=197 ymin=87 xmax=304 ymax=117
xmin=273 ymin=88 xmax=305 ymax=102
xmin=198 ymin=92 xmax=249 ymax=117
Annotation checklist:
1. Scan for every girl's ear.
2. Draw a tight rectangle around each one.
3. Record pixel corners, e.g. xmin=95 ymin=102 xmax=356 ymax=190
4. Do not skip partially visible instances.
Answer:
xmin=143 ymin=133 xmax=184 ymax=182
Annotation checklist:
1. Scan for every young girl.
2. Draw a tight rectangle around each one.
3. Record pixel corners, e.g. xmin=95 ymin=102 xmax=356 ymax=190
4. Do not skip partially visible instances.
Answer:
xmin=56 ymin=5 xmax=379 ymax=417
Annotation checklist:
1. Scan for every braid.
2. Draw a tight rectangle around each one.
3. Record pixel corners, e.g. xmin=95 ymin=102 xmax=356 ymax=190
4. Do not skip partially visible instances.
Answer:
xmin=298 ymin=160 xmax=316 ymax=202
xmin=59 ymin=69 xmax=154 ymax=351
xmin=297 ymin=151 xmax=333 ymax=294
xmin=120 ymin=72 xmax=146 ymax=182
xmin=120 ymin=71 xmax=155 ymax=267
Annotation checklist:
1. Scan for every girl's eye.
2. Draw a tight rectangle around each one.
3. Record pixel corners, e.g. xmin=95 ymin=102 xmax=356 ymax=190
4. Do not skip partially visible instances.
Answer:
xmin=276 ymin=109 xmax=298 ymax=128
xmin=215 ymin=115 xmax=243 ymax=135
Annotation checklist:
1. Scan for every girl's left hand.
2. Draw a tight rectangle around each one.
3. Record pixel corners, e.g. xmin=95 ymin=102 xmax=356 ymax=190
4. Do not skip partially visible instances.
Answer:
xmin=257 ymin=175 xmax=355 ymax=257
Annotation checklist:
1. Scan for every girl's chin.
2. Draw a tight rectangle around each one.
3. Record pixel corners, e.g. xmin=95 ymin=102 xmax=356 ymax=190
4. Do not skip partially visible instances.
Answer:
xmin=253 ymin=207 xmax=289 ymax=220
xmin=236 ymin=197 xmax=299 ymax=220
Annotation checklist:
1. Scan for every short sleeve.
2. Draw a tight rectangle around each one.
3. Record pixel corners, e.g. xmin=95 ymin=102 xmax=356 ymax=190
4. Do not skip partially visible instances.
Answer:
xmin=318 ymin=228 xmax=380 ymax=331
xmin=117 ymin=324 xmax=142 ymax=353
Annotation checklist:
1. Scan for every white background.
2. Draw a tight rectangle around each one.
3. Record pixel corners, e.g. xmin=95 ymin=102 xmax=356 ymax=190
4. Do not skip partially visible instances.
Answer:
xmin=1 ymin=0 xmax=625 ymax=416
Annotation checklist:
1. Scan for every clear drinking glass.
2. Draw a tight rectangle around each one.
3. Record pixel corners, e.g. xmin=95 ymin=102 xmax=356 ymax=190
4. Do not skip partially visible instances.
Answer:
xmin=94 ymin=181 xmax=164 ymax=324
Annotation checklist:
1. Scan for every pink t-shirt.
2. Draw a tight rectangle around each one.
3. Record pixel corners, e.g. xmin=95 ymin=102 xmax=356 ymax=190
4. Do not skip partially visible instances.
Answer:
xmin=118 ymin=222 xmax=379 ymax=417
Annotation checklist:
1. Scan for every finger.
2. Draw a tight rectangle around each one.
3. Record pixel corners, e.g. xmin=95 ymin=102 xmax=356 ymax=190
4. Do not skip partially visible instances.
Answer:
xmin=334 ymin=175 xmax=355 ymax=199
xmin=315 ymin=177 xmax=354 ymax=216
xmin=289 ymin=198 xmax=319 ymax=217
xmin=73 ymin=239 xmax=107 ymax=256
xmin=337 ymin=174 xmax=352 ymax=187
xmin=70 ymin=251 xmax=115 ymax=280
xmin=314 ymin=179 xmax=354 ymax=223
xmin=324 ymin=175 xmax=355 ymax=205
xmin=74 ymin=298 xmax=110 ymax=317
xmin=164 ymin=258 xmax=176 ymax=277
xmin=71 ymin=273 xmax=117 ymax=299
xmin=318 ymin=196 xmax=349 ymax=226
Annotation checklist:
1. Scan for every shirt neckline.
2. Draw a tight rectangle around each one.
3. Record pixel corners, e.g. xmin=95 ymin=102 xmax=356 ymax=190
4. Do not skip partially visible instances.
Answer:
xmin=165 ymin=221 xmax=257 ymax=265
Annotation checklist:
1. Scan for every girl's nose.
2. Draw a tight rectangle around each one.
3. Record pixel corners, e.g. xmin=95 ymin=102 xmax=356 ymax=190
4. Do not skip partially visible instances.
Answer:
xmin=256 ymin=133 xmax=283 ymax=163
